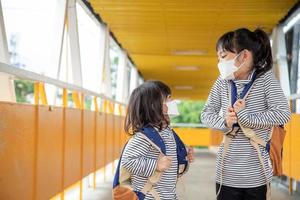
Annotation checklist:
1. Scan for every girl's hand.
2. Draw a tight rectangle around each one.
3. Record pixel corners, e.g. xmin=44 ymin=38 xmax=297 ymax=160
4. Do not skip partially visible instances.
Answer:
xmin=225 ymin=107 xmax=238 ymax=128
xmin=233 ymin=99 xmax=246 ymax=113
xmin=156 ymin=155 xmax=172 ymax=172
xmin=187 ymin=147 xmax=194 ymax=163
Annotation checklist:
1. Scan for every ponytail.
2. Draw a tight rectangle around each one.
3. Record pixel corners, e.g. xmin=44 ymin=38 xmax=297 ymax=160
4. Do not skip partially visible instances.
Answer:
xmin=253 ymin=28 xmax=273 ymax=76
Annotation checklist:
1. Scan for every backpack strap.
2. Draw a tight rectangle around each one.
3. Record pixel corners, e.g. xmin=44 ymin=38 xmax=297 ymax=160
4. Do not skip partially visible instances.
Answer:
xmin=216 ymin=135 xmax=232 ymax=197
xmin=113 ymin=141 xmax=130 ymax=189
xmin=140 ymin=125 xmax=166 ymax=155
xmin=229 ymin=70 xmax=257 ymax=107
xmin=172 ymin=130 xmax=189 ymax=176
xmin=238 ymin=123 xmax=271 ymax=200
xmin=138 ymin=125 xmax=168 ymax=200
xmin=113 ymin=126 xmax=164 ymax=200
xmin=139 ymin=126 xmax=189 ymax=197
xmin=218 ymin=70 xmax=271 ymax=200
xmin=115 ymin=125 xmax=187 ymax=200
xmin=227 ymin=70 xmax=257 ymax=134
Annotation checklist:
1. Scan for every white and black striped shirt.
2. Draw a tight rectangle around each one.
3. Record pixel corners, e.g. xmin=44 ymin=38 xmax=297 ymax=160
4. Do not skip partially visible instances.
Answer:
xmin=201 ymin=70 xmax=291 ymax=188
xmin=121 ymin=127 xmax=179 ymax=199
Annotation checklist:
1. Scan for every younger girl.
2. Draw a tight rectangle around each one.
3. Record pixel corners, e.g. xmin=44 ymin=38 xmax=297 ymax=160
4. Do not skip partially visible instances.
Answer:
xmin=121 ymin=80 xmax=194 ymax=200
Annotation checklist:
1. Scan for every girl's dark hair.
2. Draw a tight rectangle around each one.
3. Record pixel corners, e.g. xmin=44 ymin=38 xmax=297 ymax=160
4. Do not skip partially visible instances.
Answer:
xmin=124 ymin=80 xmax=171 ymax=135
xmin=216 ymin=28 xmax=272 ymax=76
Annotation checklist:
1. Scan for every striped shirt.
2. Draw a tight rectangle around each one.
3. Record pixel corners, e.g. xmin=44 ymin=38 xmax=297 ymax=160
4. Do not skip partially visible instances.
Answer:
xmin=121 ymin=127 xmax=179 ymax=200
xmin=201 ymin=70 xmax=291 ymax=188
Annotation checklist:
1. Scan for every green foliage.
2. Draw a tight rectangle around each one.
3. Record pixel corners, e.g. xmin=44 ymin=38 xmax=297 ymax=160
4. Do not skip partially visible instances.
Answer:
xmin=171 ymin=100 xmax=206 ymax=124
xmin=85 ymin=97 xmax=92 ymax=110
xmin=14 ymin=80 xmax=34 ymax=103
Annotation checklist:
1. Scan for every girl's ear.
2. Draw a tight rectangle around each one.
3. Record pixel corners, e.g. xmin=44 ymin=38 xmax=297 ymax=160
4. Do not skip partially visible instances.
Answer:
xmin=243 ymin=49 xmax=252 ymax=62
xmin=167 ymin=94 xmax=172 ymax=101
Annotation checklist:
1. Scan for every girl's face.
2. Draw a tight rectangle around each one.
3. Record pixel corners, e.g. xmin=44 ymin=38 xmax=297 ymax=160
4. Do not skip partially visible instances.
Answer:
xmin=217 ymin=50 xmax=245 ymax=67
xmin=217 ymin=49 xmax=254 ymax=79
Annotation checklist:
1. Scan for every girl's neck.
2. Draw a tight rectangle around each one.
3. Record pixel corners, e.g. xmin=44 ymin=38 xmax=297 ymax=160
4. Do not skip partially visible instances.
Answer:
xmin=161 ymin=116 xmax=170 ymax=128
xmin=235 ymin=69 xmax=252 ymax=80
xmin=151 ymin=120 xmax=169 ymax=130
xmin=162 ymin=121 xmax=169 ymax=128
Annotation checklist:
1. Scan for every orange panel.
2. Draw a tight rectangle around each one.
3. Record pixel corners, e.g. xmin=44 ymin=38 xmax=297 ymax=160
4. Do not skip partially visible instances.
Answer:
xmin=210 ymin=129 xmax=223 ymax=146
xmin=174 ymin=128 xmax=211 ymax=147
xmin=283 ymin=120 xmax=292 ymax=177
xmin=96 ymin=112 xmax=106 ymax=169
xmin=106 ymin=114 xmax=114 ymax=163
xmin=36 ymin=106 xmax=63 ymax=200
xmin=119 ymin=117 xmax=124 ymax=148
xmin=120 ymin=117 xmax=126 ymax=150
xmin=0 ymin=103 xmax=35 ymax=200
xmin=118 ymin=116 xmax=122 ymax=157
xmin=82 ymin=110 xmax=95 ymax=177
xmin=114 ymin=116 xmax=121 ymax=160
xmin=64 ymin=109 xmax=81 ymax=188
xmin=290 ymin=114 xmax=300 ymax=181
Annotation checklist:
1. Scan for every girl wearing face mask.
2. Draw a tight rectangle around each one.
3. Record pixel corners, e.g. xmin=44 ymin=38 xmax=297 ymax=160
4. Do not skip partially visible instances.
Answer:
xmin=122 ymin=80 xmax=194 ymax=200
xmin=201 ymin=28 xmax=291 ymax=200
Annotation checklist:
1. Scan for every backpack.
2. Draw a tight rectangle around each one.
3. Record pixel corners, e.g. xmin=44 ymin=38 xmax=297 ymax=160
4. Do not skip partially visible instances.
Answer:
xmin=112 ymin=125 xmax=189 ymax=200
xmin=217 ymin=71 xmax=286 ymax=200
xmin=268 ymin=125 xmax=286 ymax=176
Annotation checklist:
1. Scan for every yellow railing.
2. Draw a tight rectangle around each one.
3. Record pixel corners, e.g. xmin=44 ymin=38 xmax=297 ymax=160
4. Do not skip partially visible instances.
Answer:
xmin=0 ymin=62 xmax=130 ymax=200
xmin=174 ymin=128 xmax=212 ymax=147
xmin=174 ymin=127 xmax=223 ymax=147
xmin=283 ymin=114 xmax=300 ymax=183
xmin=0 ymin=75 xmax=129 ymax=200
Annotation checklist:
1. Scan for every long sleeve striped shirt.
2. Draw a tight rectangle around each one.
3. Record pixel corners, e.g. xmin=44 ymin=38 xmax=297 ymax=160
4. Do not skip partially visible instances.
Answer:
xmin=201 ymin=70 xmax=291 ymax=188
xmin=121 ymin=127 xmax=179 ymax=199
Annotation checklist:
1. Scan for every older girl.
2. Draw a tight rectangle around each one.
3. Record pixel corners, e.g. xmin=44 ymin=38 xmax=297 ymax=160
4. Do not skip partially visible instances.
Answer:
xmin=201 ymin=28 xmax=290 ymax=200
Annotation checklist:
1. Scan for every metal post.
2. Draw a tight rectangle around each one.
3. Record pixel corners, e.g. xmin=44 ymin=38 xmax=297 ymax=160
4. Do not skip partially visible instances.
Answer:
xmin=290 ymin=25 xmax=300 ymax=112
xmin=0 ymin=1 xmax=16 ymax=102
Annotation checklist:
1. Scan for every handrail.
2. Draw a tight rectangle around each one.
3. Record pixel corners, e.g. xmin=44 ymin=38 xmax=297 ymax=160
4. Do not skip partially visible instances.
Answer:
xmin=2 ymin=61 xmax=298 ymax=104
xmin=0 ymin=62 xmax=126 ymax=106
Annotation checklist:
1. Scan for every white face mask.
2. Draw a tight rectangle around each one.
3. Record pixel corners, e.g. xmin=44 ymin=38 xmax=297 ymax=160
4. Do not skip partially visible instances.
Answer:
xmin=217 ymin=53 xmax=244 ymax=80
xmin=166 ymin=100 xmax=180 ymax=118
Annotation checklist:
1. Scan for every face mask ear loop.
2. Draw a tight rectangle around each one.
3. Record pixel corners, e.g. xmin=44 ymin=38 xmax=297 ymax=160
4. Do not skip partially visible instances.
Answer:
xmin=233 ymin=50 xmax=245 ymax=63
xmin=234 ymin=51 xmax=247 ymax=69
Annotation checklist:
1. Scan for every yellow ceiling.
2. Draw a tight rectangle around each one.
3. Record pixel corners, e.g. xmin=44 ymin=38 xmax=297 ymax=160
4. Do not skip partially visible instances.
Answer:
xmin=90 ymin=0 xmax=297 ymax=100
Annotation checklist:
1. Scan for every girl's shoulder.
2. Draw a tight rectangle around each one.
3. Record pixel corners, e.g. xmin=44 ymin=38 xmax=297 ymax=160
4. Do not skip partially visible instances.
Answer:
xmin=214 ymin=76 xmax=229 ymax=90
xmin=215 ymin=75 xmax=226 ymax=85
xmin=127 ymin=132 xmax=165 ymax=155
xmin=258 ymin=69 xmax=276 ymax=81
xmin=130 ymin=132 xmax=151 ymax=144
xmin=124 ymin=132 xmax=153 ymax=152
xmin=256 ymin=70 xmax=280 ymax=88
xmin=129 ymin=131 xmax=159 ymax=147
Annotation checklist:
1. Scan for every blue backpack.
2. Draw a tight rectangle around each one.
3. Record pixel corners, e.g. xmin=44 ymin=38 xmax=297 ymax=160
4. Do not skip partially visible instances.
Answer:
xmin=112 ymin=125 xmax=189 ymax=200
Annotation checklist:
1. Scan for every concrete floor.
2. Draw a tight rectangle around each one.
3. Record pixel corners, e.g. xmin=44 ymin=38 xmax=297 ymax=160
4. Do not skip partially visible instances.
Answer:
xmin=83 ymin=149 xmax=300 ymax=200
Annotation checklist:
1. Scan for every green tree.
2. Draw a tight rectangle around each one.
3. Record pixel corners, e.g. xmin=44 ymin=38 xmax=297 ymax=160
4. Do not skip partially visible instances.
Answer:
xmin=14 ymin=80 xmax=34 ymax=103
xmin=171 ymin=100 xmax=206 ymax=124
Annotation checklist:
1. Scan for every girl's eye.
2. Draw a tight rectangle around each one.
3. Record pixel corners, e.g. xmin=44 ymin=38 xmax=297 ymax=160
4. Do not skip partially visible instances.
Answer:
xmin=218 ymin=55 xmax=226 ymax=62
